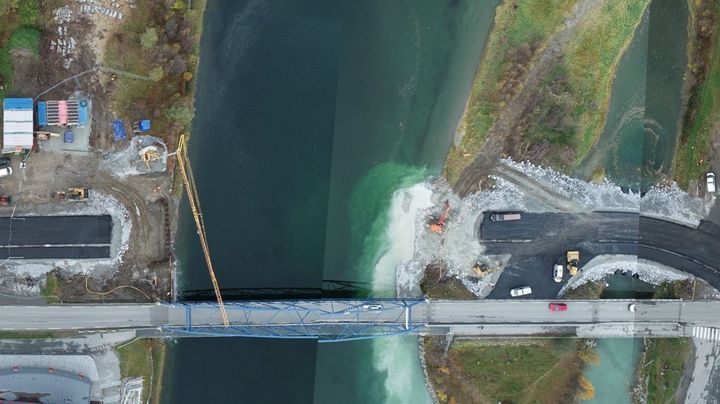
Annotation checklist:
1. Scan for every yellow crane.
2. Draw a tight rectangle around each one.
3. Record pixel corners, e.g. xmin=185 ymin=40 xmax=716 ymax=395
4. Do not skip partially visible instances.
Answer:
xmin=176 ymin=134 xmax=229 ymax=326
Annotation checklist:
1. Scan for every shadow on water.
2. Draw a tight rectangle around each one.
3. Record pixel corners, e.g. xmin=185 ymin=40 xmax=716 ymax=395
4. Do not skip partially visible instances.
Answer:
xmin=164 ymin=1 xmax=500 ymax=403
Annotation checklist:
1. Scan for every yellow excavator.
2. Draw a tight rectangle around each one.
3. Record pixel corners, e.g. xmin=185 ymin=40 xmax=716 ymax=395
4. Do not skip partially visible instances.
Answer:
xmin=472 ymin=262 xmax=495 ymax=277
xmin=566 ymin=250 xmax=580 ymax=276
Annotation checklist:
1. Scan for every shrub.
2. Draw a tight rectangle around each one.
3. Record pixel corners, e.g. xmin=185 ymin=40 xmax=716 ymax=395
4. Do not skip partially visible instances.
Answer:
xmin=140 ymin=27 xmax=158 ymax=50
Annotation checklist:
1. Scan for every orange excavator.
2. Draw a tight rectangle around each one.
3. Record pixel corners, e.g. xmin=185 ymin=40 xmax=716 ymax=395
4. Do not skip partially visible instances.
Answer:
xmin=429 ymin=200 xmax=450 ymax=234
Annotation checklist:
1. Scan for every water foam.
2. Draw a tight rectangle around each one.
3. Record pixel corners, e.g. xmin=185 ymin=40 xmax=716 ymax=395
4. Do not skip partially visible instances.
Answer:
xmin=371 ymin=183 xmax=434 ymax=294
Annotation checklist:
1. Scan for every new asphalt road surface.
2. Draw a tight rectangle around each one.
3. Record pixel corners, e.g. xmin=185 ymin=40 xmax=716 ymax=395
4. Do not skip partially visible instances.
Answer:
xmin=480 ymin=212 xmax=720 ymax=299
xmin=0 ymin=215 xmax=112 ymax=259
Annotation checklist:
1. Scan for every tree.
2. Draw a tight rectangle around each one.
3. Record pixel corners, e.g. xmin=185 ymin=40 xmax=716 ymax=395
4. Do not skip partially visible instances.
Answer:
xmin=149 ymin=66 xmax=164 ymax=82
xmin=140 ymin=27 xmax=159 ymax=50
xmin=165 ymin=104 xmax=194 ymax=128
xmin=578 ymin=376 xmax=595 ymax=401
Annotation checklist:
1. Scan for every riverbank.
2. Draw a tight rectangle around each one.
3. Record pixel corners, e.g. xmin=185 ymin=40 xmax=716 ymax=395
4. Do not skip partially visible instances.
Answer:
xmin=102 ymin=0 xmax=208 ymax=402
xmin=673 ymin=0 xmax=720 ymax=190
xmin=445 ymin=0 xmax=650 ymax=194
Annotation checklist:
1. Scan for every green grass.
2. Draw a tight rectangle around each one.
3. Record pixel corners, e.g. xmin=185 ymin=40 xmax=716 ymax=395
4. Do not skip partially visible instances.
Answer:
xmin=0 ymin=26 xmax=40 ymax=97
xmin=445 ymin=339 xmax=582 ymax=403
xmin=674 ymin=2 xmax=720 ymax=188
xmin=640 ymin=338 xmax=691 ymax=404
xmin=117 ymin=339 xmax=166 ymax=404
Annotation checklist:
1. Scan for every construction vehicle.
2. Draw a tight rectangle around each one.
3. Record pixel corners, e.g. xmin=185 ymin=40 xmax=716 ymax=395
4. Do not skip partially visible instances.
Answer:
xmin=490 ymin=212 xmax=522 ymax=222
xmin=52 ymin=187 xmax=89 ymax=201
xmin=429 ymin=200 xmax=450 ymax=234
xmin=68 ymin=187 xmax=89 ymax=200
xmin=472 ymin=262 xmax=495 ymax=277
xmin=566 ymin=250 xmax=580 ymax=276
xmin=177 ymin=134 xmax=229 ymax=326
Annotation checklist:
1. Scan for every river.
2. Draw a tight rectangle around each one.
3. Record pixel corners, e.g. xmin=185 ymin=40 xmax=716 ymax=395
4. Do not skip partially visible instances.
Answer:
xmin=575 ymin=0 xmax=688 ymax=192
xmin=581 ymin=0 xmax=690 ymax=400
xmin=162 ymin=1 xmax=498 ymax=403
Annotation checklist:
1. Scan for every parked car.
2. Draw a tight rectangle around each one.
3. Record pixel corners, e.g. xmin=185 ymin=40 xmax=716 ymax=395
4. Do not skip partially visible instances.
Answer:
xmin=549 ymin=303 xmax=567 ymax=312
xmin=707 ymin=172 xmax=716 ymax=194
xmin=553 ymin=264 xmax=564 ymax=283
xmin=510 ymin=286 xmax=532 ymax=297
xmin=0 ymin=158 xmax=9 ymax=167
xmin=0 ymin=167 xmax=12 ymax=178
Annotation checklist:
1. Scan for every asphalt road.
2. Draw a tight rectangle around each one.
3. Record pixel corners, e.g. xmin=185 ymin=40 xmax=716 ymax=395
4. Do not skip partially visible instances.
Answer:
xmin=1 ymin=300 xmax=718 ymax=337
xmin=481 ymin=212 xmax=720 ymax=299
xmin=0 ymin=215 xmax=112 ymax=259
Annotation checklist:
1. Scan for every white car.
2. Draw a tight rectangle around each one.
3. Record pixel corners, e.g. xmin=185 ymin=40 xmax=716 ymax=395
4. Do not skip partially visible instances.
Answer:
xmin=0 ymin=167 xmax=12 ymax=178
xmin=510 ymin=286 xmax=532 ymax=297
xmin=707 ymin=172 xmax=716 ymax=194
xmin=553 ymin=264 xmax=564 ymax=283
xmin=362 ymin=304 xmax=383 ymax=311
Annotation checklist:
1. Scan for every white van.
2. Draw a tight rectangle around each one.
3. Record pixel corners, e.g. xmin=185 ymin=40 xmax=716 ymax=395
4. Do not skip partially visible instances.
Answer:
xmin=510 ymin=286 xmax=532 ymax=297
xmin=553 ymin=264 xmax=564 ymax=283
xmin=707 ymin=172 xmax=716 ymax=194
xmin=0 ymin=167 xmax=12 ymax=178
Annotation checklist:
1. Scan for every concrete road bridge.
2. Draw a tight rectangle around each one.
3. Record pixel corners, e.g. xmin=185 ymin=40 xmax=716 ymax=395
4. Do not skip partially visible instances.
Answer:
xmin=2 ymin=299 xmax=719 ymax=342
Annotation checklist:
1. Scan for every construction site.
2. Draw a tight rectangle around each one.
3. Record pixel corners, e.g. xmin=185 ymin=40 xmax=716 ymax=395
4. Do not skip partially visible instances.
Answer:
xmin=0 ymin=1 xmax=204 ymax=400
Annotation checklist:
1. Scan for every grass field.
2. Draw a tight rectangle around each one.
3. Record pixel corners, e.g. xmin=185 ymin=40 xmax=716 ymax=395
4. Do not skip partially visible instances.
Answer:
xmin=0 ymin=25 xmax=40 ymax=97
xmin=425 ymin=337 xmax=588 ymax=403
xmin=674 ymin=1 xmax=720 ymax=188
xmin=445 ymin=0 xmax=649 ymax=183
xmin=117 ymin=338 xmax=166 ymax=404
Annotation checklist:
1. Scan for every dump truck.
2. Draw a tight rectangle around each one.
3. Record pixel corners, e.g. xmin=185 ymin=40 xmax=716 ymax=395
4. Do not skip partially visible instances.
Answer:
xmin=490 ymin=212 xmax=522 ymax=222
xmin=566 ymin=250 xmax=580 ymax=276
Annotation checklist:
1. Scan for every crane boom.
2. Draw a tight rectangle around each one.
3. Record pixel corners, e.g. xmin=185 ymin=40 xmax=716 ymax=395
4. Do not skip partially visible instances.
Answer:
xmin=176 ymin=134 xmax=229 ymax=327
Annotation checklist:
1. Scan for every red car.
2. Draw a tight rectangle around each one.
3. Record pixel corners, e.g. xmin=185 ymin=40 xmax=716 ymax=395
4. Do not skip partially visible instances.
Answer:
xmin=549 ymin=303 xmax=568 ymax=312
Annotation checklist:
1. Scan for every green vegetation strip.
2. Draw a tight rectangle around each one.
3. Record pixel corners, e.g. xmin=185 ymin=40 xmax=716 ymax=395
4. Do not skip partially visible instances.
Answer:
xmin=117 ymin=339 xmax=166 ymax=404
xmin=41 ymin=273 xmax=62 ymax=304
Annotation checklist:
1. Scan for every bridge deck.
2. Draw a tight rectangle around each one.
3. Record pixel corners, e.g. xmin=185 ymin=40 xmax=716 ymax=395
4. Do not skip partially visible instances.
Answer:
xmin=1 ymin=300 xmax=718 ymax=341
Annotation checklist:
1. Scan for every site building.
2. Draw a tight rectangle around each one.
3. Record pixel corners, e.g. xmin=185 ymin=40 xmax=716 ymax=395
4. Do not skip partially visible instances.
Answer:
xmin=2 ymin=98 xmax=34 ymax=153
